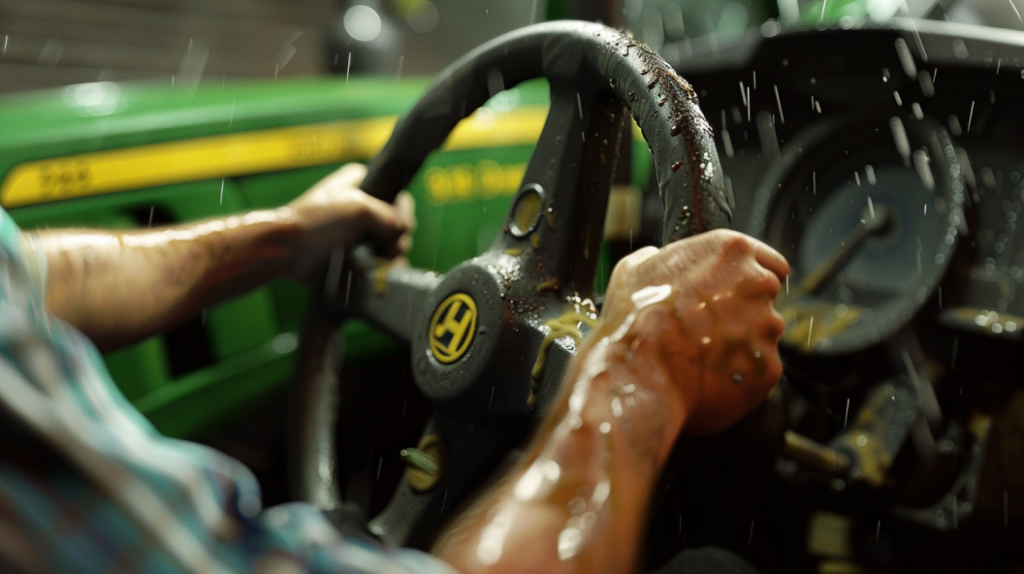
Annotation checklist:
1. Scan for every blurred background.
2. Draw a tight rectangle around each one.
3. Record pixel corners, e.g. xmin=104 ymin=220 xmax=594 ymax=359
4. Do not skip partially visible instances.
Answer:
xmin=3 ymin=0 xmax=1024 ymax=559
xmin=3 ymin=0 xmax=1024 ymax=96
xmin=0 ymin=0 xmax=539 ymax=95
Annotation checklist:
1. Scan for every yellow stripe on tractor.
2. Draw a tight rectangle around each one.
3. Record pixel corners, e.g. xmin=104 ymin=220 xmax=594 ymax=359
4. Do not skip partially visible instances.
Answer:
xmin=0 ymin=106 xmax=549 ymax=208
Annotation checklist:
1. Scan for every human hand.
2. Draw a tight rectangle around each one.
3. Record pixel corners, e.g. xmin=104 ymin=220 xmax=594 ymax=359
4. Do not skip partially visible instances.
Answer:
xmin=287 ymin=163 xmax=415 ymax=279
xmin=602 ymin=229 xmax=789 ymax=435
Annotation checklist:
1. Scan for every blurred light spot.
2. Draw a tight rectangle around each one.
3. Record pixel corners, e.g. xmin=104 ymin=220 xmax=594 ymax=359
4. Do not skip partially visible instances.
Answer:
xmin=663 ymin=4 xmax=685 ymax=38
xmin=866 ymin=0 xmax=900 ymax=21
xmin=344 ymin=5 xmax=383 ymax=42
xmin=631 ymin=283 xmax=671 ymax=307
xmin=514 ymin=462 xmax=546 ymax=500
xmin=591 ymin=478 xmax=610 ymax=508
xmin=641 ymin=7 xmax=665 ymax=50
xmin=918 ymin=70 xmax=935 ymax=96
xmin=406 ymin=0 xmax=440 ymax=33
xmin=913 ymin=149 xmax=935 ymax=190
xmin=542 ymin=459 xmax=561 ymax=481
xmin=264 ymin=506 xmax=290 ymax=528
xmin=951 ymin=39 xmax=968 ymax=60
xmin=948 ymin=115 xmax=963 ymax=136
xmin=889 ymin=116 xmax=911 ymax=165
xmin=484 ymin=87 xmax=521 ymax=112
xmin=777 ymin=0 xmax=799 ymax=25
xmin=760 ymin=19 xmax=782 ymax=37
xmin=477 ymin=509 xmax=513 ymax=565
xmin=38 ymin=38 xmax=65 ymax=66
xmin=62 ymin=82 xmax=121 ymax=116
xmin=894 ymin=38 xmax=917 ymax=78
xmin=558 ymin=527 xmax=583 ymax=560
xmin=272 ymin=332 xmax=298 ymax=354
xmin=717 ymin=2 xmax=750 ymax=39
xmin=273 ymin=32 xmax=302 ymax=69
xmin=624 ymin=0 xmax=644 ymax=21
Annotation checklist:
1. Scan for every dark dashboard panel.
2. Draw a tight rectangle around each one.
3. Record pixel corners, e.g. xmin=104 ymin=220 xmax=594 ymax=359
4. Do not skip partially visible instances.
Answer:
xmin=675 ymin=20 xmax=1024 ymax=354
xmin=640 ymin=20 xmax=1024 ymax=574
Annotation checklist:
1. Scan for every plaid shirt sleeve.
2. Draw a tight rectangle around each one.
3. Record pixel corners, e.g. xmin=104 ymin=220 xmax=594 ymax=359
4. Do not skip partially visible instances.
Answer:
xmin=0 ymin=207 xmax=461 ymax=574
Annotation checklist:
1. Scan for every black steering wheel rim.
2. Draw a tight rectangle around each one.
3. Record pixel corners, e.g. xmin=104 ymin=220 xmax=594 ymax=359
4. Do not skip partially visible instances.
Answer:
xmin=361 ymin=20 xmax=731 ymax=242
xmin=289 ymin=20 xmax=731 ymax=549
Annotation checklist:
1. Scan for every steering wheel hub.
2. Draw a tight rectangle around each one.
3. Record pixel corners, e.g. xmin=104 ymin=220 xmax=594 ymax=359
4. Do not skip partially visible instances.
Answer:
xmin=290 ymin=20 xmax=731 ymax=548
xmin=412 ymin=260 xmax=512 ymax=414
xmin=427 ymin=293 xmax=478 ymax=364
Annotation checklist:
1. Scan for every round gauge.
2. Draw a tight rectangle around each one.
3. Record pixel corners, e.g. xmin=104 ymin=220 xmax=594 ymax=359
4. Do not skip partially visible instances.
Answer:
xmin=750 ymin=116 xmax=966 ymax=355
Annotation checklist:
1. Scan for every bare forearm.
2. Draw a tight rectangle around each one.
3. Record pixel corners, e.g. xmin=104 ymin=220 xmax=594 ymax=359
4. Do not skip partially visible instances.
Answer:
xmin=433 ymin=231 xmax=789 ymax=573
xmin=30 ymin=207 xmax=299 ymax=351
xmin=434 ymin=310 xmax=687 ymax=574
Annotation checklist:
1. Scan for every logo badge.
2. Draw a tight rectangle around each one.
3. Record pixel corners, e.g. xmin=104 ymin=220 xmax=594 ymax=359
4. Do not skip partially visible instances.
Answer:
xmin=429 ymin=293 xmax=478 ymax=364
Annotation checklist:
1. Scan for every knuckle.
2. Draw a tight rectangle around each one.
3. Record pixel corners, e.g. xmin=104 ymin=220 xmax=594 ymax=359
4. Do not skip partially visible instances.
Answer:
xmin=751 ymin=270 xmax=781 ymax=298
xmin=705 ymin=228 xmax=734 ymax=241
xmin=349 ymin=197 xmax=369 ymax=216
xmin=765 ymin=309 xmax=786 ymax=340
xmin=724 ymin=234 xmax=751 ymax=253
xmin=613 ymin=246 xmax=658 ymax=275
xmin=714 ymin=233 xmax=751 ymax=260
xmin=610 ymin=256 xmax=634 ymax=280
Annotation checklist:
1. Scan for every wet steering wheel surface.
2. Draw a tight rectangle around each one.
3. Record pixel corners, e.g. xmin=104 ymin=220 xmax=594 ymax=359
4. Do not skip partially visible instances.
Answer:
xmin=289 ymin=20 xmax=730 ymax=549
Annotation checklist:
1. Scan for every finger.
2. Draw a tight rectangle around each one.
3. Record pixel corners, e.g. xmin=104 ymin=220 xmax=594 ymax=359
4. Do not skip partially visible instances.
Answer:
xmin=394 ymin=190 xmax=417 ymax=233
xmin=607 ymin=245 xmax=658 ymax=291
xmin=397 ymin=233 xmax=413 ymax=255
xmin=751 ymin=238 xmax=790 ymax=281
xmin=758 ymin=306 xmax=786 ymax=343
xmin=359 ymin=194 xmax=409 ymax=250
xmin=616 ymin=245 xmax=659 ymax=273
xmin=736 ymin=264 xmax=782 ymax=300
xmin=321 ymin=162 xmax=368 ymax=190
xmin=393 ymin=191 xmax=416 ymax=255
xmin=604 ymin=246 xmax=660 ymax=316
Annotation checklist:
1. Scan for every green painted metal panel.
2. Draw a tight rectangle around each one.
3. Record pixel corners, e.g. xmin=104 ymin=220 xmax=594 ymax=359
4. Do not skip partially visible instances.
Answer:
xmin=103 ymin=337 xmax=171 ymax=401
xmin=0 ymin=78 xmax=431 ymax=166
xmin=0 ymin=73 xmax=645 ymax=437
xmin=133 ymin=337 xmax=295 ymax=438
xmin=802 ymin=0 xmax=902 ymax=25
xmin=206 ymin=290 xmax=280 ymax=359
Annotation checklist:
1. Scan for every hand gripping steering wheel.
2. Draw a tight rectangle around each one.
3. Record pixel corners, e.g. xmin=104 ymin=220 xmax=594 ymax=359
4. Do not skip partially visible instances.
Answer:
xmin=289 ymin=20 xmax=731 ymax=549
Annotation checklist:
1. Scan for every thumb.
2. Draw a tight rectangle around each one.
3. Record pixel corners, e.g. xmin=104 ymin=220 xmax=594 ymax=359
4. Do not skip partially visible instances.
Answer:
xmin=321 ymin=162 xmax=368 ymax=190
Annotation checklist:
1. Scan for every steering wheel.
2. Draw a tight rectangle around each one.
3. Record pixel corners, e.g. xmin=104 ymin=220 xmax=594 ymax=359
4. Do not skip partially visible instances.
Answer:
xmin=289 ymin=20 xmax=731 ymax=549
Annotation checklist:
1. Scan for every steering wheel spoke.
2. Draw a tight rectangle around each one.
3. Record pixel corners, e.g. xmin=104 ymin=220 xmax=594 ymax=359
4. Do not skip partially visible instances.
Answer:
xmin=490 ymin=83 xmax=625 ymax=298
xmin=293 ymin=20 xmax=731 ymax=550
xmin=368 ymin=411 xmax=521 ymax=548
xmin=341 ymin=258 xmax=444 ymax=344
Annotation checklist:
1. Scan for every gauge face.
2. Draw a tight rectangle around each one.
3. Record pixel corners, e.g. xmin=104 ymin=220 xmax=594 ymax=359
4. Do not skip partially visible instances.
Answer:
xmin=753 ymin=117 xmax=964 ymax=355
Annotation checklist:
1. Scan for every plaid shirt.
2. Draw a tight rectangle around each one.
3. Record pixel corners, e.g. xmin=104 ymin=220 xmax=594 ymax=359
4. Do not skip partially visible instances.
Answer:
xmin=0 ymin=206 xmax=459 ymax=574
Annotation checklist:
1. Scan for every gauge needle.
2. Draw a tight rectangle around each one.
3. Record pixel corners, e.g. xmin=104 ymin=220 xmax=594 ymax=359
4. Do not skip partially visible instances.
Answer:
xmin=801 ymin=205 xmax=891 ymax=295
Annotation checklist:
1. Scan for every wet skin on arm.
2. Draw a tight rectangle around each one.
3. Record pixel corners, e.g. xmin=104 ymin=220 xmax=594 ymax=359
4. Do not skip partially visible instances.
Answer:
xmin=434 ymin=229 xmax=789 ymax=574
xmin=26 ymin=163 xmax=412 ymax=352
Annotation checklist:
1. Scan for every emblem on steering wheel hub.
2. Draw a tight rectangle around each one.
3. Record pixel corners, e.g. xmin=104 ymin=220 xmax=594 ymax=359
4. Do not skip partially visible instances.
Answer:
xmin=429 ymin=293 xmax=478 ymax=363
